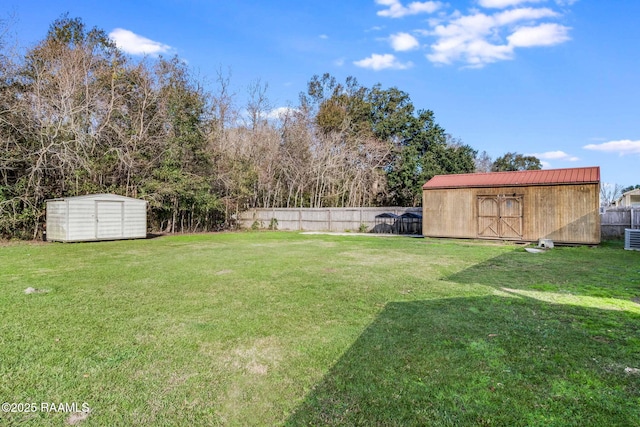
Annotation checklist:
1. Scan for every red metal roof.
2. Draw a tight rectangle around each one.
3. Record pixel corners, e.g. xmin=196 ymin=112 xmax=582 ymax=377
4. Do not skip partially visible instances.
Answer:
xmin=423 ymin=166 xmax=600 ymax=189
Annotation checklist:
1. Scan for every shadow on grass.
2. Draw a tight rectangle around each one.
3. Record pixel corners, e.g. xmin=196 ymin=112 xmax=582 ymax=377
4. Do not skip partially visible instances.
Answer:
xmin=446 ymin=244 xmax=640 ymax=301
xmin=286 ymin=296 xmax=639 ymax=427
xmin=146 ymin=232 xmax=165 ymax=239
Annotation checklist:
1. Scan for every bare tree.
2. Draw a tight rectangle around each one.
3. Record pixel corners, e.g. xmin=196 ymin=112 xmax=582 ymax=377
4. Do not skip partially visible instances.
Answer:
xmin=1 ymin=16 xmax=122 ymax=237
xmin=1 ymin=16 xmax=226 ymax=238
xmin=474 ymin=150 xmax=493 ymax=173
xmin=600 ymin=183 xmax=623 ymax=208
xmin=245 ymin=79 xmax=270 ymax=132
xmin=2 ymin=17 xmax=492 ymax=238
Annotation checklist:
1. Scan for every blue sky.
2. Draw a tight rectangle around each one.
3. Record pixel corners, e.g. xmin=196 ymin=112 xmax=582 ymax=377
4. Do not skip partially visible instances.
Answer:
xmin=4 ymin=0 xmax=639 ymax=187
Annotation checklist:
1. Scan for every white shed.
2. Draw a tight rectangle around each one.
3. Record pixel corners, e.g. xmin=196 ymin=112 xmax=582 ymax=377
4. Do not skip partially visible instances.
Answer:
xmin=46 ymin=194 xmax=147 ymax=242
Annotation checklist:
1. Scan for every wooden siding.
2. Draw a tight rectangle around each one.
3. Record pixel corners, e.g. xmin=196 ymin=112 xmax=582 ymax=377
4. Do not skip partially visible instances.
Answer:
xmin=422 ymin=183 xmax=600 ymax=244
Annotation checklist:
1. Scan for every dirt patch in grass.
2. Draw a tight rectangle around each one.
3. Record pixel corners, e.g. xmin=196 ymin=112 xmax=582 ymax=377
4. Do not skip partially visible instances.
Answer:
xmin=215 ymin=336 xmax=288 ymax=424
xmin=24 ymin=287 xmax=50 ymax=294
xmin=224 ymin=336 xmax=283 ymax=375
xmin=0 ymin=239 xmax=49 ymax=247
xmin=215 ymin=269 xmax=233 ymax=275
xmin=66 ymin=410 xmax=90 ymax=425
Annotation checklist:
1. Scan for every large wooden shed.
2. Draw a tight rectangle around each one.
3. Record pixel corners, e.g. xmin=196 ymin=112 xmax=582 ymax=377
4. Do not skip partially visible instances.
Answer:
xmin=422 ymin=166 xmax=600 ymax=244
xmin=46 ymin=194 xmax=147 ymax=242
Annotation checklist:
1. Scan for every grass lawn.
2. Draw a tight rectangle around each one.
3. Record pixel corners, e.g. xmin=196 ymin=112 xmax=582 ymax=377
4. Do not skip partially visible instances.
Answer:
xmin=0 ymin=232 xmax=639 ymax=426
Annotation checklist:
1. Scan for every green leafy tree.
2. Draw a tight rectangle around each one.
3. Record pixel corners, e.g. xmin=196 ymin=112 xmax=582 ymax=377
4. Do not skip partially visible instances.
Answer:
xmin=491 ymin=152 xmax=542 ymax=172
xmin=621 ymin=185 xmax=640 ymax=194
xmin=385 ymin=118 xmax=476 ymax=206
xmin=301 ymin=74 xmax=476 ymax=206
xmin=143 ymin=57 xmax=222 ymax=232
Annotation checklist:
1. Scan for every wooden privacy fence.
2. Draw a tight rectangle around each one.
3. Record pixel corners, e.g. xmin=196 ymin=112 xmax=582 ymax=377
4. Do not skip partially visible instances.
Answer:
xmin=240 ymin=206 xmax=638 ymax=239
xmin=601 ymin=208 xmax=640 ymax=238
xmin=238 ymin=207 xmax=422 ymax=233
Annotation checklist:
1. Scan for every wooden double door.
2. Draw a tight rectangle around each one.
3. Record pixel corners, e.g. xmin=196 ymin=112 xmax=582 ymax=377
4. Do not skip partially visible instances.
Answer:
xmin=477 ymin=195 xmax=523 ymax=239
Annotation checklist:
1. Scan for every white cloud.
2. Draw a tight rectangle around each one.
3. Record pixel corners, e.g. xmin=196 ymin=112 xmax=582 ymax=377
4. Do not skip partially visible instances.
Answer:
xmin=495 ymin=7 xmax=558 ymax=25
xmin=319 ymin=34 xmax=329 ymax=39
xmin=583 ymin=140 xmax=640 ymax=156
xmin=109 ymin=28 xmax=172 ymax=56
xmin=354 ymin=53 xmax=413 ymax=70
xmin=376 ymin=0 xmax=442 ymax=18
xmin=390 ymin=32 xmax=420 ymax=51
xmin=529 ymin=150 xmax=579 ymax=161
xmin=425 ymin=7 xmax=571 ymax=67
xmin=427 ymin=11 xmax=513 ymax=66
xmin=478 ymin=0 xmax=545 ymax=9
xmin=266 ymin=107 xmax=298 ymax=120
xmin=540 ymin=160 xmax=552 ymax=168
xmin=369 ymin=0 xmax=575 ymax=68
xmin=508 ymin=23 xmax=570 ymax=47
xmin=239 ymin=107 xmax=298 ymax=123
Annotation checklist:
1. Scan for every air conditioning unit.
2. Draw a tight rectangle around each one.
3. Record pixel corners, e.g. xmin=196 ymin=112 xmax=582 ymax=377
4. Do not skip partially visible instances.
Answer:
xmin=625 ymin=229 xmax=640 ymax=251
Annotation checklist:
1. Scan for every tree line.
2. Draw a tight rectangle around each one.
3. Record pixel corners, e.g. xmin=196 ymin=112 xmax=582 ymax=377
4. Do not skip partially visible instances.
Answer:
xmin=0 ymin=16 xmax=538 ymax=239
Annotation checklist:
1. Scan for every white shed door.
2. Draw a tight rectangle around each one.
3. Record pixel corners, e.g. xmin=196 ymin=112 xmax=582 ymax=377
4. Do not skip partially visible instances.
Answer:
xmin=96 ymin=201 xmax=124 ymax=239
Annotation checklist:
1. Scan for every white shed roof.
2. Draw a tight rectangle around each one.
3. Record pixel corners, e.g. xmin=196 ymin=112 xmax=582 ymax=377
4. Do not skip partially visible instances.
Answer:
xmin=46 ymin=193 xmax=147 ymax=203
